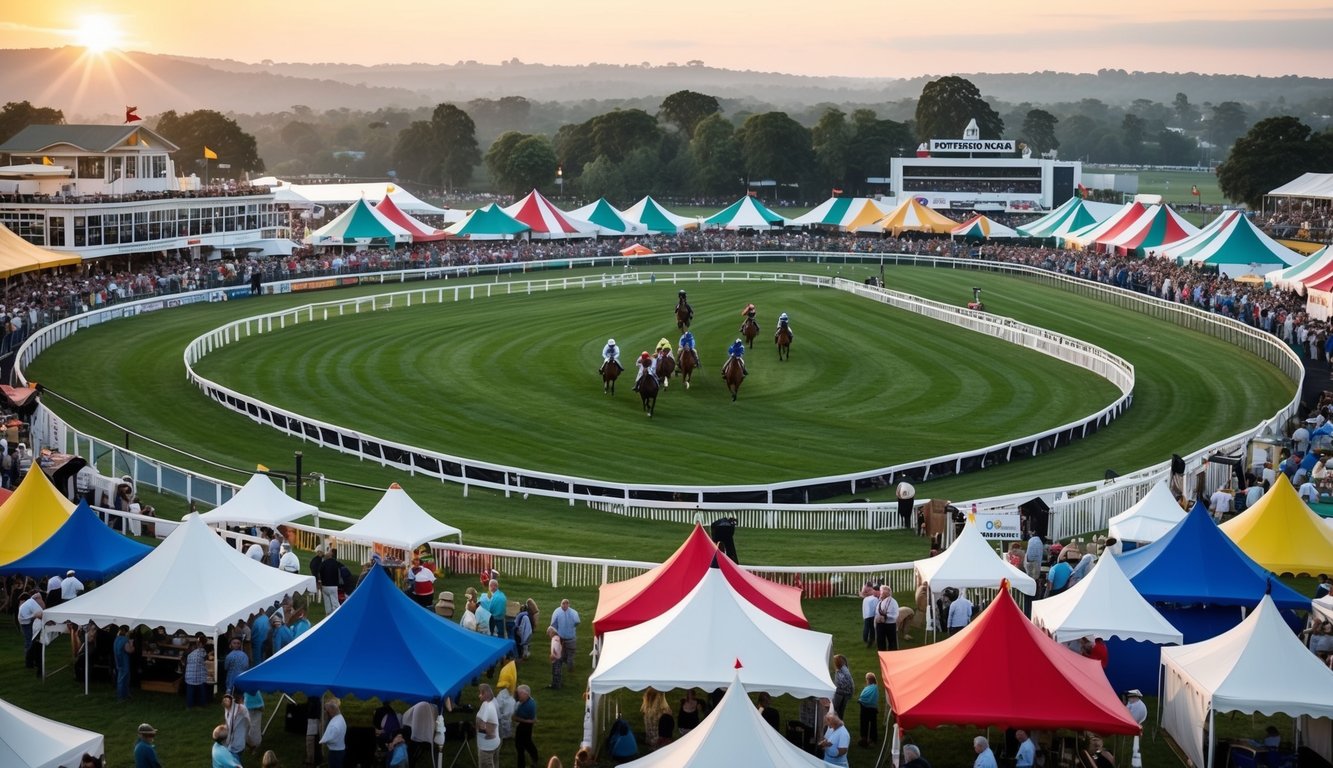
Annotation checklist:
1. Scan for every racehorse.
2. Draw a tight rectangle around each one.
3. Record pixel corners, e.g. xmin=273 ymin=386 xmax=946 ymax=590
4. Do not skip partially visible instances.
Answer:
xmin=740 ymin=317 xmax=759 ymax=349
xmin=639 ymin=364 xmax=660 ymax=416
xmin=677 ymin=347 xmax=698 ymax=389
xmin=601 ymin=360 xmax=621 ymax=395
xmin=675 ymin=303 xmax=692 ymax=331
xmin=656 ymin=350 xmax=675 ymax=389
xmin=776 ymin=325 xmax=792 ymax=361
xmin=722 ymin=355 xmax=745 ymax=402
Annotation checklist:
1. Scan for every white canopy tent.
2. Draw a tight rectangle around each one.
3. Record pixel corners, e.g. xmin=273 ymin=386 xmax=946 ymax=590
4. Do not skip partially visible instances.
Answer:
xmin=913 ymin=521 xmax=1037 ymax=595
xmin=1315 ymin=595 xmax=1333 ymax=625
xmin=0 ymin=698 xmax=103 ymax=768
xmin=1107 ymin=481 xmax=1187 ymax=545
xmin=1161 ymin=595 xmax=1333 ymax=768
xmin=44 ymin=513 xmax=316 ymax=637
xmin=253 ymin=178 xmax=465 ymax=219
xmin=619 ymin=676 xmax=826 ymax=767
xmin=196 ymin=473 xmax=320 ymax=527
xmin=1268 ymin=173 xmax=1333 ymax=201
xmin=1030 ymin=554 xmax=1182 ymax=644
xmin=336 ymin=483 xmax=462 ymax=550
xmin=590 ymin=568 xmax=834 ymax=699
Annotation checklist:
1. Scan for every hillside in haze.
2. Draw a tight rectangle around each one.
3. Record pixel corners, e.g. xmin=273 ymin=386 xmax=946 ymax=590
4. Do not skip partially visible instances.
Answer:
xmin=5 ymin=47 xmax=1333 ymax=121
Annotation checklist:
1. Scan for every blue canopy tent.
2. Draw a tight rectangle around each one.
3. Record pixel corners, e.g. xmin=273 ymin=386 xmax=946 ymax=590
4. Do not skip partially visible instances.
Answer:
xmin=0 ymin=500 xmax=151 ymax=580
xmin=1106 ymin=501 xmax=1306 ymax=690
xmin=235 ymin=565 xmax=512 ymax=704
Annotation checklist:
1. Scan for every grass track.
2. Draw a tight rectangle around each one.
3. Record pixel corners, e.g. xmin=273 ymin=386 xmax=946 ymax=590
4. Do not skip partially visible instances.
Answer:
xmin=191 ymin=281 xmax=1119 ymax=484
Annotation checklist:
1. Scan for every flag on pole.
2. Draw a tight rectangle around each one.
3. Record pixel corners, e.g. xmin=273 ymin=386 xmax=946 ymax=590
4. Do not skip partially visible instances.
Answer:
xmin=1191 ymin=185 xmax=1200 ymax=197
xmin=1077 ymin=183 xmax=1090 ymax=200
xmin=124 ymin=106 xmax=141 ymax=123
xmin=40 ymin=156 xmax=53 ymax=166
xmin=203 ymin=146 xmax=218 ymax=160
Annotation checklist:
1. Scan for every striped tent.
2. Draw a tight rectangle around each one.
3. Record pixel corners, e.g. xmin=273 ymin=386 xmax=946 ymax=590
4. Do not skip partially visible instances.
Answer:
xmin=570 ymin=198 xmax=648 ymax=236
xmin=703 ymin=196 xmax=790 ymax=230
xmin=1268 ymin=244 xmax=1331 ymax=290
xmin=870 ymin=198 xmax=958 ymax=236
xmin=304 ymin=198 xmax=412 ymax=247
xmin=1062 ymin=202 xmax=1149 ymax=249
xmin=951 ymin=214 xmax=1019 ymax=239
xmin=1017 ymin=197 xmax=1102 ymax=239
xmin=503 ymin=190 xmax=602 ymax=239
xmin=442 ymin=204 xmax=530 ymax=241
xmin=374 ymin=195 xmax=450 ymax=242
xmin=1160 ymin=210 xmax=1303 ymax=277
xmin=620 ymin=196 xmax=697 ymax=233
xmin=791 ymin=197 xmax=886 ymax=231
xmin=1101 ymin=204 xmax=1199 ymax=255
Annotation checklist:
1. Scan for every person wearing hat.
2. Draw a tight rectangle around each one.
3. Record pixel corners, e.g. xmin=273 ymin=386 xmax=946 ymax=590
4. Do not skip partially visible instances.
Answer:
xmin=774 ymin=311 xmax=793 ymax=340
xmin=599 ymin=338 xmax=622 ymax=376
xmin=632 ymin=351 xmax=656 ymax=393
xmin=677 ymin=328 xmax=699 ymax=367
xmin=1125 ymin=689 xmax=1147 ymax=724
xmin=61 ymin=569 xmax=85 ymax=601
xmin=723 ymin=337 xmax=748 ymax=377
xmin=674 ymin=289 xmax=693 ymax=328
xmin=134 ymin=723 xmax=161 ymax=768
xmin=278 ymin=542 xmax=300 ymax=573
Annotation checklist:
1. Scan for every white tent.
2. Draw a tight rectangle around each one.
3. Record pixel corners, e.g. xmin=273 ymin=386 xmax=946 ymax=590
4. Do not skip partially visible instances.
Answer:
xmin=1268 ymin=172 xmax=1333 ymax=201
xmin=197 ymin=473 xmax=320 ymax=527
xmin=619 ymin=677 xmax=826 ymax=767
xmin=0 ymin=698 xmax=103 ymax=768
xmin=1107 ymin=481 xmax=1187 ymax=545
xmin=1030 ymin=554 xmax=1182 ymax=644
xmin=913 ymin=522 xmax=1037 ymax=596
xmin=255 ymin=178 xmax=465 ymax=219
xmin=336 ymin=483 xmax=462 ymax=550
xmin=590 ymin=568 xmax=834 ymax=699
xmin=1161 ymin=595 xmax=1333 ymax=768
xmin=44 ymin=513 xmax=316 ymax=637
xmin=1315 ymin=595 xmax=1333 ymax=624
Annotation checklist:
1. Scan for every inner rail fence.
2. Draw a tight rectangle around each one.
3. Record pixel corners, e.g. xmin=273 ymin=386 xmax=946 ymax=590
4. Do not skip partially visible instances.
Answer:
xmin=14 ymin=251 xmax=1304 ymax=596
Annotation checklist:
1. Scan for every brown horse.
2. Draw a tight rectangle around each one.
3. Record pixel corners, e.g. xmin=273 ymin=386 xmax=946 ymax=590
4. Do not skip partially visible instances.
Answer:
xmin=601 ymin=359 xmax=622 ymax=395
xmin=678 ymin=346 xmax=698 ymax=389
xmin=638 ymin=359 xmax=660 ymax=416
xmin=740 ymin=317 xmax=759 ymax=349
xmin=656 ymin=350 xmax=675 ymax=389
xmin=723 ymin=355 xmax=745 ymax=402
xmin=675 ymin=302 xmax=693 ymax=331
xmin=776 ymin=325 xmax=792 ymax=361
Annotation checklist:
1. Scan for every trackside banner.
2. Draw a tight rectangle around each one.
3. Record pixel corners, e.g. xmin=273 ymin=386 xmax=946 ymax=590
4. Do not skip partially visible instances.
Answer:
xmin=929 ymin=139 xmax=1016 ymax=153
xmin=969 ymin=510 xmax=1022 ymax=540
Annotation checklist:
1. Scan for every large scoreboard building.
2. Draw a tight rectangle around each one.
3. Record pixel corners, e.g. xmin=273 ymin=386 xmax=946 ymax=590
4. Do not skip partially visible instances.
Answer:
xmin=885 ymin=120 xmax=1082 ymax=213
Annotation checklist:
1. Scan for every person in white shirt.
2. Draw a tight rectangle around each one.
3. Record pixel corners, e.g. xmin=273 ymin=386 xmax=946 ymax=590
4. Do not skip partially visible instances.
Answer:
xmin=320 ymin=698 xmax=347 ymax=768
xmin=246 ymin=541 xmax=265 ymax=561
xmin=60 ymin=570 xmax=84 ymax=600
xmin=1024 ymin=534 xmax=1044 ymax=582
xmin=1300 ymin=480 xmax=1321 ymax=504
xmin=1245 ymin=478 xmax=1265 ymax=509
xmin=874 ymin=586 xmax=899 ymax=651
xmin=1015 ymin=730 xmax=1035 ymax=768
xmin=861 ymin=584 xmax=879 ymax=647
xmin=1208 ymin=486 xmax=1234 ymax=522
xmin=947 ymin=592 xmax=973 ymax=635
xmin=1125 ymin=690 xmax=1148 ymax=725
xmin=279 ymin=543 xmax=301 ymax=573
xmin=475 ymin=684 xmax=501 ymax=768
xmin=45 ymin=573 xmax=63 ymax=604
xmin=18 ymin=592 xmax=43 ymax=666
xmin=973 ymin=735 xmax=999 ymax=768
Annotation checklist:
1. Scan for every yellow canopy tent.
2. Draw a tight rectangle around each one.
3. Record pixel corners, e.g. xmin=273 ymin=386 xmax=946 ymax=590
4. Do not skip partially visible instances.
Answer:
xmin=1220 ymin=474 xmax=1333 ymax=576
xmin=0 ymin=223 xmax=80 ymax=280
xmin=843 ymin=199 xmax=890 ymax=232
xmin=872 ymin=198 xmax=959 ymax=236
xmin=0 ymin=468 xmax=76 ymax=566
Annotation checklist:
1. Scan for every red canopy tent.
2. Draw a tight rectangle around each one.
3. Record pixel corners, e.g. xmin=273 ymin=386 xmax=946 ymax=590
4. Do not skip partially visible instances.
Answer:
xmin=593 ymin=524 xmax=808 ymax=634
xmin=374 ymin=195 xmax=451 ymax=242
xmin=879 ymin=585 xmax=1141 ymax=734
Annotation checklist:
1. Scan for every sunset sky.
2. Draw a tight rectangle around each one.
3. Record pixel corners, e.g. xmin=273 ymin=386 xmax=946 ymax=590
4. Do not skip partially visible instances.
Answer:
xmin=2 ymin=0 xmax=1332 ymax=78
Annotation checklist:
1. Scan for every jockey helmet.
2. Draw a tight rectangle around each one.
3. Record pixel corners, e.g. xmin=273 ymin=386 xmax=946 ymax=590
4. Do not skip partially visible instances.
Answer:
xmin=607 ymin=338 xmax=616 ymax=346
xmin=640 ymin=351 xmax=651 ymax=359
xmin=780 ymin=312 xmax=789 ymax=321
xmin=735 ymin=338 xmax=743 ymax=345
xmin=678 ymin=289 xmax=686 ymax=296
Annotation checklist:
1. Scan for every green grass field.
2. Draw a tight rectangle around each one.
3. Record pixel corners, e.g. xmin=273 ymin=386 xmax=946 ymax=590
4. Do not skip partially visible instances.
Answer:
xmin=190 ymin=281 xmax=1120 ymax=484
xmin=1085 ymin=167 xmax=1223 ymax=207
xmin=8 ymin=260 xmax=1306 ymax=767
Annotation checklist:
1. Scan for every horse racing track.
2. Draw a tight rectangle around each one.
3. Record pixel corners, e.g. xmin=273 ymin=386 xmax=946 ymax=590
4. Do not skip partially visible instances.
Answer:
xmin=188 ymin=277 xmax=1123 ymax=485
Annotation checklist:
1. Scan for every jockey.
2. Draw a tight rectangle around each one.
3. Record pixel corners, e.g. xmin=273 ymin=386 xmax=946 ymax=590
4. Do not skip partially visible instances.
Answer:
xmin=655 ymin=337 xmax=674 ymax=361
xmin=740 ymin=303 xmax=757 ymax=325
xmin=724 ymin=337 xmax=748 ymax=377
xmin=679 ymin=330 xmax=698 ymax=364
xmin=600 ymin=338 xmax=623 ymax=373
xmin=675 ymin=289 xmax=693 ymax=319
xmin=775 ymin=312 xmax=793 ymax=338
xmin=633 ymin=351 xmax=656 ymax=391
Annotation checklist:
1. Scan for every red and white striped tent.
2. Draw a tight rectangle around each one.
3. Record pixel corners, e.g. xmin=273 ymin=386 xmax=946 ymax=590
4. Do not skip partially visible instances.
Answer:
xmin=374 ymin=195 xmax=451 ymax=242
xmin=502 ymin=190 xmax=604 ymax=239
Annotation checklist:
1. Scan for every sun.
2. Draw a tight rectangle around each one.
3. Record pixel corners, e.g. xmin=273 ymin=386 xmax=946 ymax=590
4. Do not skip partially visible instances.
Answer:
xmin=72 ymin=14 xmax=123 ymax=53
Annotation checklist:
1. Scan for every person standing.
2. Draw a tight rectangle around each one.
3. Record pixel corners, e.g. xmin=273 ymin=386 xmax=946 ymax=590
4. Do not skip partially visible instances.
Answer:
xmin=320 ymin=698 xmax=347 ymax=768
xmin=1125 ymin=689 xmax=1148 ymax=725
xmin=223 ymin=637 xmax=248 ymax=694
xmin=857 ymin=673 xmax=879 ymax=748
xmin=1024 ymin=533 xmax=1044 ymax=583
xmin=18 ymin=591 xmax=43 ymax=666
xmin=819 ymin=712 xmax=850 ymax=767
xmin=831 ymin=655 xmax=852 ymax=719
xmin=1014 ymin=730 xmax=1035 ymax=768
xmin=184 ymin=638 xmax=209 ymax=709
xmin=513 ymin=685 xmax=539 ymax=768
xmin=134 ymin=723 xmax=162 ymax=768
xmin=546 ymin=628 xmax=564 ymax=689
xmin=221 ymin=695 xmax=250 ymax=763
xmin=60 ymin=570 xmax=85 ymax=601
xmin=46 ymin=572 xmax=63 ymax=606
xmin=279 ymin=542 xmax=300 ymax=573
xmin=212 ymin=724 xmax=241 ymax=768
xmin=549 ymin=598 xmax=580 ymax=673
xmin=947 ymin=591 xmax=974 ymax=636
xmin=860 ymin=584 xmax=878 ymax=647
xmin=318 ymin=549 xmax=342 ymax=615
xmin=409 ymin=560 xmax=435 ymax=608
xmin=488 ymin=580 xmax=508 ymax=639
xmin=476 ymin=684 xmax=501 ymax=768
xmin=114 ymin=626 xmax=135 ymax=701
xmin=896 ymin=481 xmax=916 ymax=531
xmin=874 ymin=586 xmax=899 ymax=651
xmin=972 ymin=736 xmax=998 ymax=768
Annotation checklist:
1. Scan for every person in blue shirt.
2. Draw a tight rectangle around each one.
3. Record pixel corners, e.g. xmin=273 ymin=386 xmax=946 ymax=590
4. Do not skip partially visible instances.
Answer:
xmin=114 ymin=626 xmax=134 ymax=701
xmin=973 ymin=735 xmax=999 ymax=768
xmin=134 ymin=723 xmax=162 ymax=768
xmin=1047 ymin=557 xmax=1074 ymax=596
xmin=678 ymin=330 xmax=699 ymax=365
xmin=1015 ymin=730 xmax=1035 ymax=768
xmin=723 ymin=338 xmax=747 ymax=377
xmin=775 ymin=311 xmax=793 ymax=338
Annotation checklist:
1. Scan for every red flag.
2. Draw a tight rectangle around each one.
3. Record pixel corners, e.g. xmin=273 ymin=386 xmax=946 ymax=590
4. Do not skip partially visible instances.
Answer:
xmin=1191 ymin=185 xmax=1200 ymax=197
xmin=734 ymin=658 xmax=743 ymax=669
xmin=831 ymin=188 xmax=844 ymax=196
xmin=124 ymin=106 xmax=141 ymax=123
xmin=1077 ymin=183 xmax=1090 ymax=199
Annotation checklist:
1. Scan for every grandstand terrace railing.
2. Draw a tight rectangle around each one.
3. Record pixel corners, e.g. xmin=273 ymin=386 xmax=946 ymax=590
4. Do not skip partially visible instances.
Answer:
xmin=178 ymin=268 xmax=1135 ymax=514
xmin=16 ymin=251 xmax=1301 ymax=544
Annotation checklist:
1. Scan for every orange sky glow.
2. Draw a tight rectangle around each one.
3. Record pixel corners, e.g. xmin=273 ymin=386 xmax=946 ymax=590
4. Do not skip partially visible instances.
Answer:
xmin=3 ymin=0 xmax=1332 ymax=78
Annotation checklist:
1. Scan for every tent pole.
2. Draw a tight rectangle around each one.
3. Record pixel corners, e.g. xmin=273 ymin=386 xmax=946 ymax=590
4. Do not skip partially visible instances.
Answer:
xmin=1207 ymin=708 xmax=1215 ymax=768
xmin=85 ymin=625 xmax=90 ymax=696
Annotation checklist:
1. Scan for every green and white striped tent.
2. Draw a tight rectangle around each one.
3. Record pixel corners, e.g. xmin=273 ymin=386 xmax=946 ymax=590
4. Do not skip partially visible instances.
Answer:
xmin=1160 ymin=209 xmax=1303 ymax=278
xmin=790 ymin=197 xmax=886 ymax=230
xmin=570 ymin=199 xmax=648 ymax=236
xmin=304 ymin=198 xmax=412 ymax=247
xmin=1267 ymin=244 xmax=1331 ymax=291
xmin=442 ymin=204 xmax=531 ymax=241
xmin=703 ymin=196 xmax=790 ymax=231
xmin=620 ymin=196 xmax=697 ymax=233
xmin=1016 ymin=197 xmax=1118 ymax=240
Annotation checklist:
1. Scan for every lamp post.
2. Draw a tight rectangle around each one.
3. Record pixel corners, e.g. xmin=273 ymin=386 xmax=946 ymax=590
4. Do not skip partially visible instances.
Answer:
xmin=556 ymin=165 xmax=563 ymax=199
